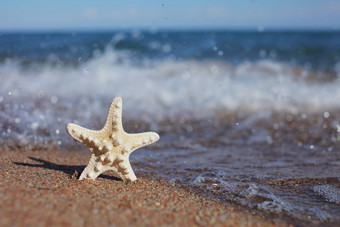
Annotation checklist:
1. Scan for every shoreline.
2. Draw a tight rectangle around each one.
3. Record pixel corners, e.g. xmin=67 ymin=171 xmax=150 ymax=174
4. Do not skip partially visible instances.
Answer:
xmin=0 ymin=148 xmax=290 ymax=226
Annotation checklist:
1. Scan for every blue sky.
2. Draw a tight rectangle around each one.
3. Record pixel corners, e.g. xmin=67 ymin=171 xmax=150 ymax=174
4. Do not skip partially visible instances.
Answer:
xmin=1 ymin=0 xmax=340 ymax=30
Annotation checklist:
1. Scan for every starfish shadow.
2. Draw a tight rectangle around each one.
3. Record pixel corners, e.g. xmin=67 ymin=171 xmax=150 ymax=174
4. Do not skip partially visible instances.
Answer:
xmin=13 ymin=157 xmax=122 ymax=181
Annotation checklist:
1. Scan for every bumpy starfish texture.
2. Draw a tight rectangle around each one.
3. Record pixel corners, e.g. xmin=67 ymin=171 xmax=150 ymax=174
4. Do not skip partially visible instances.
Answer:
xmin=66 ymin=97 xmax=159 ymax=182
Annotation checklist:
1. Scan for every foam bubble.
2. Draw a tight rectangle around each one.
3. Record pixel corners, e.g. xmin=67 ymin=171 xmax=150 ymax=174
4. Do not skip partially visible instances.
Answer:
xmin=313 ymin=185 xmax=340 ymax=204
xmin=193 ymin=172 xmax=224 ymax=186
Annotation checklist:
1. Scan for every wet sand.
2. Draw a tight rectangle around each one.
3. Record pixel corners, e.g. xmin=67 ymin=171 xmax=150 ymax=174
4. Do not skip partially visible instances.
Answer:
xmin=0 ymin=148 xmax=290 ymax=227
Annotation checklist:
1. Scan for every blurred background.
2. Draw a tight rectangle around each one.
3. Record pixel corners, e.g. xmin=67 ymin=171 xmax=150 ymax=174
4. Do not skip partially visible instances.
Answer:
xmin=0 ymin=1 xmax=339 ymax=225
xmin=1 ymin=0 xmax=340 ymax=30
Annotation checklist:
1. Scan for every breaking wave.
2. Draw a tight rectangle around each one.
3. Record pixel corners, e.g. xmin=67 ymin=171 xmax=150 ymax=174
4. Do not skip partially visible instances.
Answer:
xmin=0 ymin=47 xmax=340 ymax=148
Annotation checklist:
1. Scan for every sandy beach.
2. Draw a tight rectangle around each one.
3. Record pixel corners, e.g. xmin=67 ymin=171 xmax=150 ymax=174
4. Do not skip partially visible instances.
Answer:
xmin=0 ymin=148 xmax=291 ymax=227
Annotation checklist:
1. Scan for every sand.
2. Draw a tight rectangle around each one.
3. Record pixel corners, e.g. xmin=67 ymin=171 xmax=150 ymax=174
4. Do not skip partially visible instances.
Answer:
xmin=0 ymin=148 xmax=290 ymax=227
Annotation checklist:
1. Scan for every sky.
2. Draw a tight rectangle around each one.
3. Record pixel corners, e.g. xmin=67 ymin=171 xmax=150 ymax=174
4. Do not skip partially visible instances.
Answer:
xmin=0 ymin=0 xmax=340 ymax=30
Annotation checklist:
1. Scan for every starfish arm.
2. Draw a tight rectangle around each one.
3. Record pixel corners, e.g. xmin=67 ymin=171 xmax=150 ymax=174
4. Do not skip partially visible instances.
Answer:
xmin=101 ymin=97 xmax=124 ymax=134
xmin=67 ymin=123 xmax=109 ymax=153
xmin=79 ymin=154 xmax=114 ymax=180
xmin=115 ymin=159 xmax=137 ymax=181
xmin=127 ymin=132 xmax=160 ymax=152
xmin=79 ymin=154 xmax=101 ymax=180
xmin=67 ymin=123 xmax=100 ymax=143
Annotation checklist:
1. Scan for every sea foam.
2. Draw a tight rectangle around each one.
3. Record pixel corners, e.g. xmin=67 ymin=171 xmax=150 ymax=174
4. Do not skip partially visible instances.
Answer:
xmin=0 ymin=47 xmax=339 ymax=148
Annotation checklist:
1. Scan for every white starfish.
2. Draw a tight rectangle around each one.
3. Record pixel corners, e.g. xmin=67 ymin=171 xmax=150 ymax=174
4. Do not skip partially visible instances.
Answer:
xmin=66 ymin=97 xmax=160 ymax=182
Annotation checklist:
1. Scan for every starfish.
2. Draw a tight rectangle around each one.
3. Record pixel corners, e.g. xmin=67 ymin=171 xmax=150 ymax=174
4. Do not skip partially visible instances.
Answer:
xmin=66 ymin=97 xmax=159 ymax=182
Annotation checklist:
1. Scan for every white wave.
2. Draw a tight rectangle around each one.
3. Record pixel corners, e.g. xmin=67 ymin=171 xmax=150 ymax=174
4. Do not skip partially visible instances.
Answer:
xmin=0 ymin=47 xmax=339 ymax=120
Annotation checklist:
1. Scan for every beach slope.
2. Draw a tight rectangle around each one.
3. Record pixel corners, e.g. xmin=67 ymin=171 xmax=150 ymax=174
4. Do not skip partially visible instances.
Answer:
xmin=0 ymin=148 xmax=289 ymax=226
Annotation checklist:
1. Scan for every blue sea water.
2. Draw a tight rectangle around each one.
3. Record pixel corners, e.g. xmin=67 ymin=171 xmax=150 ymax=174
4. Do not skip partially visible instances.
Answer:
xmin=1 ymin=30 xmax=340 ymax=71
xmin=0 ymin=30 xmax=339 ymax=225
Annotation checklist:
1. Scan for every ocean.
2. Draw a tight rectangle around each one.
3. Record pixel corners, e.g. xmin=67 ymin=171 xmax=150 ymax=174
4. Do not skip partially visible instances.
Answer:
xmin=0 ymin=30 xmax=339 ymax=225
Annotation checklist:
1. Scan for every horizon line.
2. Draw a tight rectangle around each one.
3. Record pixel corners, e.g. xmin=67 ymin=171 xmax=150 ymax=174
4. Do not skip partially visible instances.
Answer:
xmin=1 ymin=26 xmax=339 ymax=33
